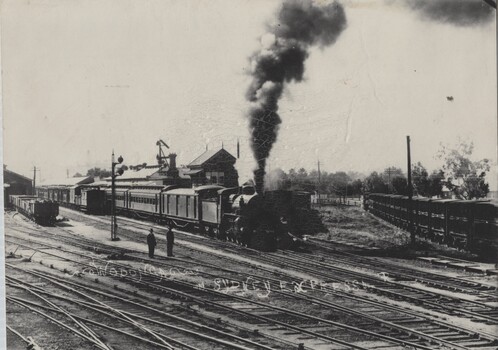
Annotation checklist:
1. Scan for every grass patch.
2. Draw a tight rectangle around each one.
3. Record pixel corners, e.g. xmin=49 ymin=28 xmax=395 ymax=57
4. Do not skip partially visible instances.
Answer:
xmin=315 ymin=205 xmax=491 ymax=261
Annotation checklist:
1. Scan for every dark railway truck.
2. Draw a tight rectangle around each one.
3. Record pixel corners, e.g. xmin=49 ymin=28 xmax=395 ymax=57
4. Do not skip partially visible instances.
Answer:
xmin=10 ymin=195 xmax=59 ymax=225
xmin=366 ymin=193 xmax=498 ymax=255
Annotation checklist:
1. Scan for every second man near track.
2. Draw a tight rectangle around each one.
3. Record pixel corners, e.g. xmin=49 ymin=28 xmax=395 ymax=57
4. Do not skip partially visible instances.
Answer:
xmin=166 ymin=227 xmax=174 ymax=257
xmin=147 ymin=228 xmax=157 ymax=258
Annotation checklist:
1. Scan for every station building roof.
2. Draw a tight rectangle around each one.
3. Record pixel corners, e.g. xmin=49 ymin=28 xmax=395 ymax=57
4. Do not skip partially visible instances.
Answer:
xmin=114 ymin=167 xmax=161 ymax=181
xmin=188 ymin=148 xmax=235 ymax=168
xmin=38 ymin=176 xmax=94 ymax=187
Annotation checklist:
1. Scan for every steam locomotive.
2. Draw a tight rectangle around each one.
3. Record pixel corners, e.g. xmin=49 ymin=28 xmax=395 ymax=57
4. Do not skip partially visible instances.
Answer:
xmin=365 ymin=193 xmax=498 ymax=255
xmin=9 ymin=195 xmax=59 ymax=225
xmin=36 ymin=184 xmax=312 ymax=251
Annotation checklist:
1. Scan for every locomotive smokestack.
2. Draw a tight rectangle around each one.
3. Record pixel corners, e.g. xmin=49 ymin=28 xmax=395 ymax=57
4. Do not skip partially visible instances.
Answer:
xmin=246 ymin=0 xmax=347 ymax=193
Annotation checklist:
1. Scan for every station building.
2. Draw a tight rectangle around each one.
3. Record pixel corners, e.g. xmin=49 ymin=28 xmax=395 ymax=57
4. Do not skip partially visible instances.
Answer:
xmin=106 ymin=148 xmax=239 ymax=188
xmin=185 ymin=148 xmax=238 ymax=188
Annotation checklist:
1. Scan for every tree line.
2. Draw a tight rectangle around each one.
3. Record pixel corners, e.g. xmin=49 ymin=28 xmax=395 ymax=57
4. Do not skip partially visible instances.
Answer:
xmin=265 ymin=140 xmax=491 ymax=200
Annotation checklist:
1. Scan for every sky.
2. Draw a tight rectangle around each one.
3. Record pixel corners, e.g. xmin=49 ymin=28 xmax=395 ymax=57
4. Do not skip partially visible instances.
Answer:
xmin=1 ymin=0 xmax=496 ymax=188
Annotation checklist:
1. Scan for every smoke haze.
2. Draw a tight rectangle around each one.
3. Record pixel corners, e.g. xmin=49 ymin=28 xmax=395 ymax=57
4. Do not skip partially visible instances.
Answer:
xmin=247 ymin=0 xmax=347 ymax=193
xmin=404 ymin=0 xmax=495 ymax=26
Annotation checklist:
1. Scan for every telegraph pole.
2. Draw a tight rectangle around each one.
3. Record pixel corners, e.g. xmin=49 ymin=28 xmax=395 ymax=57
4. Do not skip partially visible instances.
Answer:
xmin=33 ymin=166 xmax=36 ymax=195
xmin=407 ymin=136 xmax=415 ymax=244
xmin=317 ymin=160 xmax=321 ymax=207
xmin=111 ymin=152 xmax=116 ymax=240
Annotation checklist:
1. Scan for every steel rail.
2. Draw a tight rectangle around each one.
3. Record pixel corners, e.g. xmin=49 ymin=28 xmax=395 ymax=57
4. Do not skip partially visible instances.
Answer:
xmin=7 ymin=296 xmax=184 ymax=350
xmin=5 ymin=263 xmax=281 ymax=350
xmin=261 ymin=251 xmax=498 ymax=323
xmin=5 ymin=246 xmax=374 ymax=350
xmin=304 ymin=237 xmax=497 ymax=294
xmin=6 ymin=229 xmax=496 ymax=348
xmin=7 ymin=279 xmax=111 ymax=349
xmin=6 ymin=325 xmax=29 ymax=344
xmin=7 ymin=297 xmax=110 ymax=350
xmin=6 ymin=277 xmax=178 ymax=350
xmin=8 ymin=231 xmax=489 ymax=348
xmin=5 ymin=242 xmax=425 ymax=350
xmin=7 ymin=224 xmax=498 ymax=347
xmin=41 ymin=233 xmax=473 ymax=350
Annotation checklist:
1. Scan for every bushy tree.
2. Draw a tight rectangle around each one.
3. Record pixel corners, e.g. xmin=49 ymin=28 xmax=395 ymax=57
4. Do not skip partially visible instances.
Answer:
xmin=349 ymin=179 xmax=363 ymax=196
xmin=391 ymin=176 xmax=409 ymax=195
xmin=86 ymin=167 xmax=111 ymax=179
xmin=437 ymin=140 xmax=490 ymax=199
xmin=427 ymin=170 xmax=444 ymax=197
xmin=412 ymin=162 xmax=430 ymax=196
xmin=412 ymin=162 xmax=444 ymax=198
xmin=363 ymin=171 xmax=388 ymax=193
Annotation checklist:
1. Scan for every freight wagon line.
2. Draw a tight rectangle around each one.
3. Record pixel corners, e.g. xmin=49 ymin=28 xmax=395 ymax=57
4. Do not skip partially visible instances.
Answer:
xmin=365 ymin=194 xmax=498 ymax=255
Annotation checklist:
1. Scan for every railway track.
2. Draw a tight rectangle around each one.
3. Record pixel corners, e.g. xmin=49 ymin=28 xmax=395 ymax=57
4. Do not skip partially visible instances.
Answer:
xmin=5 ymin=216 xmax=498 ymax=349
xmin=258 ymin=251 xmax=498 ymax=324
xmin=6 ymin=264 xmax=279 ymax=350
xmin=5 ymin=234 xmax=423 ymax=350
xmin=305 ymin=237 xmax=497 ymax=297
xmin=103 ymin=213 xmax=498 ymax=325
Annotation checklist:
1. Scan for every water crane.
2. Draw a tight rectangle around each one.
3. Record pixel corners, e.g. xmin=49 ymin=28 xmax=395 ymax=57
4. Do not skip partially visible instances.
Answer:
xmin=156 ymin=139 xmax=170 ymax=165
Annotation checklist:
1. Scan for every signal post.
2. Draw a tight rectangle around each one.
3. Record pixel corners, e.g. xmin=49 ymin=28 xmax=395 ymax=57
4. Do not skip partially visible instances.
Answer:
xmin=111 ymin=151 xmax=124 ymax=241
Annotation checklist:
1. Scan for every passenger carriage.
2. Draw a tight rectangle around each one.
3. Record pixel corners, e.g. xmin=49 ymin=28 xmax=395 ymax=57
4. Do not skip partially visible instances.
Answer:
xmin=81 ymin=186 xmax=107 ymax=214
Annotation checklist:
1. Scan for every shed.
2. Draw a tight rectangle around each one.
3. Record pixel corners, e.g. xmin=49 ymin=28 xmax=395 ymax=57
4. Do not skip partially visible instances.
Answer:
xmin=3 ymin=165 xmax=33 ymax=205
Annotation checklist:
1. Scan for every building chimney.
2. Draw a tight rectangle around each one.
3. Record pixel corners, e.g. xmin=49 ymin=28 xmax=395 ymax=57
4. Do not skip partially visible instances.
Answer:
xmin=168 ymin=153 xmax=177 ymax=170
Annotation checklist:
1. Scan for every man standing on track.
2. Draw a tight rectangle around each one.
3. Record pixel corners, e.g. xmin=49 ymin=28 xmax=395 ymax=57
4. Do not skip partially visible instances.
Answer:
xmin=147 ymin=228 xmax=157 ymax=258
xmin=166 ymin=226 xmax=174 ymax=257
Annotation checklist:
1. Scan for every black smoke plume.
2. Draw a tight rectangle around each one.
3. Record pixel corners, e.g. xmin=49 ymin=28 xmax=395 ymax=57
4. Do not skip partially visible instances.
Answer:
xmin=406 ymin=0 xmax=495 ymax=26
xmin=247 ymin=0 xmax=347 ymax=193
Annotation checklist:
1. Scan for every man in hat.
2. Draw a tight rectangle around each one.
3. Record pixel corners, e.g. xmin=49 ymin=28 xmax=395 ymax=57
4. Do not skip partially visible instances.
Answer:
xmin=166 ymin=226 xmax=174 ymax=257
xmin=147 ymin=228 xmax=157 ymax=258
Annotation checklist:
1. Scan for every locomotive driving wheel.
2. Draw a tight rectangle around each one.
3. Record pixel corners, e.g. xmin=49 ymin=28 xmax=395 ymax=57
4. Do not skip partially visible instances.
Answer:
xmin=249 ymin=223 xmax=276 ymax=251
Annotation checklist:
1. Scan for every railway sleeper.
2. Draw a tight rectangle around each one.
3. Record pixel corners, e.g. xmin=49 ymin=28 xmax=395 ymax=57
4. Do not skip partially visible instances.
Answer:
xmin=457 ymin=340 xmax=498 ymax=348
xmin=422 ymin=330 xmax=460 ymax=337
xmin=441 ymin=334 xmax=480 ymax=342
